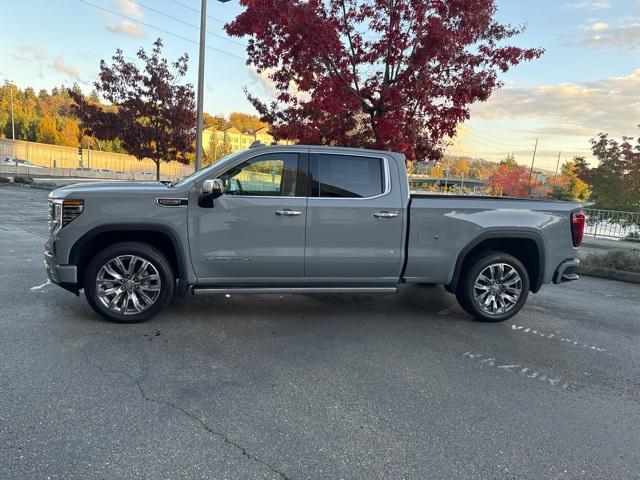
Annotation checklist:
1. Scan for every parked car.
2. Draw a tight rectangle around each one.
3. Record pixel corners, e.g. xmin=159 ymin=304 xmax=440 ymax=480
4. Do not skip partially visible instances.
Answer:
xmin=2 ymin=157 xmax=43 ymax=168
xmin=44 ymin=145 xmax=584 ymax=324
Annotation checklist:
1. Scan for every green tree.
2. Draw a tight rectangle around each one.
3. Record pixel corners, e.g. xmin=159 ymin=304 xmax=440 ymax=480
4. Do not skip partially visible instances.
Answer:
xmin=547 ymin=160 xmax=591 ymax=202
xmin=38 ymin=115 xmax=58 ymax=144
xmin=229 ymin=112 xmax=266 ymax=133
xmin=586 ymin=133 xmax=640 ymax=211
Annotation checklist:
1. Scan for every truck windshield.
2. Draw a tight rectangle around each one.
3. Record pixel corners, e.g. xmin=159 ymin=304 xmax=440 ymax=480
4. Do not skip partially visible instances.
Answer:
xmin=173 ymin=150 xmax=247 ymax=187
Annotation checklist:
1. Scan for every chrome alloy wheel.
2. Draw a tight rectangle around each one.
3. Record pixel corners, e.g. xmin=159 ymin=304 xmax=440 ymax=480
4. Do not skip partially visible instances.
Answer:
xmin=95 ymin=255 xmax=161 ymax=315
xmin=473 ymin=263 xmax=522 ymax=316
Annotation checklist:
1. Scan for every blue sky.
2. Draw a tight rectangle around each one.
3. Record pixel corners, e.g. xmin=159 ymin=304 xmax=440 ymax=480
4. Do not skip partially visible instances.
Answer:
xmin=2 ymin=0 xmax=639 ymax=169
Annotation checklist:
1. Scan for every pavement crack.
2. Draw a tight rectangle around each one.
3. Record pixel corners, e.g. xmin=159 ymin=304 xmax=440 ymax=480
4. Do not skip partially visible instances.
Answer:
xmin=44 ymin=326 xmax=291 ymax=480
xmin=133 ymin=380 xmax=291 ymax=480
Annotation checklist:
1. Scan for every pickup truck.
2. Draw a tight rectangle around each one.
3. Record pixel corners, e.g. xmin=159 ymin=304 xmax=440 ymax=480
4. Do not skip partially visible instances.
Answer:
xmin=44 ymin=145 xmax=585 ymax=324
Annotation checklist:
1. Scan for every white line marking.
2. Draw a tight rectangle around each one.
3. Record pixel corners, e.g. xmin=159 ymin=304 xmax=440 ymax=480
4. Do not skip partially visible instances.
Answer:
xmin=510 ymin=324 xmax=606 ymax=352
xmin=462 ymin=351 xmax=579 ymax=390
xmin=30 ymin=280 xmax=51 ymax=291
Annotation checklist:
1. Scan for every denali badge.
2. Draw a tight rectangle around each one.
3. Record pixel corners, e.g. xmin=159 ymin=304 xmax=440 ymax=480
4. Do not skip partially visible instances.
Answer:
xmin=155 ymin=198 xmax=188 ymax=207
xmin=205 ymin=256 xmax=252 ymax=262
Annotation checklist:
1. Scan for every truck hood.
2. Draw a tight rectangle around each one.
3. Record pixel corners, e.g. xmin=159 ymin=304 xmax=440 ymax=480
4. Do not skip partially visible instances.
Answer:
xmin=49 ymin=181 xmax=173 ymax=199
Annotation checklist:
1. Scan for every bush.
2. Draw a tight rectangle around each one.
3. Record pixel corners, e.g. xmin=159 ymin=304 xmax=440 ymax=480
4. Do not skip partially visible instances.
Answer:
xmin=0 ymin=177 xmax=10 ymax=184
xmin=582 ymin=249 xmax=640 ymax=273
xmin=624 ymin=231 xmax=640 ymax=243
xmin=13 ymin=175 xmax=34 ymax=184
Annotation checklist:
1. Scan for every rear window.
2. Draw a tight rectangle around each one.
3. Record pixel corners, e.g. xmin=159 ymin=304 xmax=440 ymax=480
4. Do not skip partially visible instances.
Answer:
xmin=311 ymin=154 xmax=384 ymax=198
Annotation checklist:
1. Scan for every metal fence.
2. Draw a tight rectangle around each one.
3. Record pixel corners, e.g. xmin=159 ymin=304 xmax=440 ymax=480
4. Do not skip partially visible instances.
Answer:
xmin=584 ymin=208 xmax=640 ymax=241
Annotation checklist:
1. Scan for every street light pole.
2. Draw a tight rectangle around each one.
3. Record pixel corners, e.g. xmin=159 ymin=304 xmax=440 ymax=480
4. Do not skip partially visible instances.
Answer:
xmin=194 ymin=0 xmax=232 ymax=173
xmin=194 ymin=0 xmax=208 ymax=172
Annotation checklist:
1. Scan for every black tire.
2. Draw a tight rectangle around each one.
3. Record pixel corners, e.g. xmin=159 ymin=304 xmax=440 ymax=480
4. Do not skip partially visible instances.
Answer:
xmin=84 ymin=241 xmax=174 ymax=323
xmin=456 ymin=250 xmax=529 ymax=323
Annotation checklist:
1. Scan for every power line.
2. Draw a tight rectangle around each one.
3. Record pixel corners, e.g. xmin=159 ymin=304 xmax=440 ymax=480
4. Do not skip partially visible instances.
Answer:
xmin=466 ymin=131 xmax=528 ymax=149
xmin=166 ymin=0 xmax=226 ymax=24
xmin=78 ymin=0 xmax=245 ymax=60
xmin=466 ymin=124 xmax=527 ymax=143
xmin=128 ymin=0 xmax=245 ymax=47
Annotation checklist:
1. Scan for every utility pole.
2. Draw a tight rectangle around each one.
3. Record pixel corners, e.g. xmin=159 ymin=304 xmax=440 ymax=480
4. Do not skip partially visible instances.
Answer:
xmin=554 ymin=151 xmax=562 ymax=179
xmin=194 ymin=0 xmax=208 ymax=172
xmin=194 ymin=0 xmax=231 ymax=172
xmin=527 ymin=138 xmax=539 ymax=193
xmin=9 ymin=83 xmax=15 ymax=141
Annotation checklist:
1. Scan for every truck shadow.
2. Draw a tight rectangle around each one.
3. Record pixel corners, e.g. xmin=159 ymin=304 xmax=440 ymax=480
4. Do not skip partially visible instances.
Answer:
xmin=167 ymin=284 xmax=473 ymax=326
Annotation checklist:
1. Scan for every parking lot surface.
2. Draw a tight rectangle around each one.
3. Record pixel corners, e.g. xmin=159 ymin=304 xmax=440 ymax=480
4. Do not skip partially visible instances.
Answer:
xmin=1 ymin=185 xmax=639 ymax=479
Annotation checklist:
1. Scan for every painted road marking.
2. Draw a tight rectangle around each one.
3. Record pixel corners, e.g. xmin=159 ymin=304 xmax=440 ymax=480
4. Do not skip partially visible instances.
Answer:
xmin=510 ymin=324 xmax=606 ymax=352
xmin=30 ymin=280 xmax=51 ymax=291
xmin=462 ymin=351 xmax=580 ymax=390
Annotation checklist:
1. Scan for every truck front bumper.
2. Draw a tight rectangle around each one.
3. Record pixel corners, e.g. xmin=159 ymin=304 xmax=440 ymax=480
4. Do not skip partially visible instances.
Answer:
xmin=553 ymin=259 xmax=580 ymax=284
xmin=44 ymin=249 xmax=79 ymax=294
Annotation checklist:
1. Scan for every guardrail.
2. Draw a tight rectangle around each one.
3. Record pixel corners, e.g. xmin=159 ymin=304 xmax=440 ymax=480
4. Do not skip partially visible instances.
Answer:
xmin=584 ymin=208 xmax=640 ymax=241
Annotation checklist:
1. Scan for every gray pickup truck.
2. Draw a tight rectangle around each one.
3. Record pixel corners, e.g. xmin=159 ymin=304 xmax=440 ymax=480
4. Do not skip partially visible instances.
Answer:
xmin=45 ymin=145 xmax=585 ymax=324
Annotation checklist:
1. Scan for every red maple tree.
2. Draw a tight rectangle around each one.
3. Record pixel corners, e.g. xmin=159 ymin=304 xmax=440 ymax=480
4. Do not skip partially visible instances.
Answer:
xmin=485 ymin=156 xmax=536 ymax=198
xmin=70 ymin=39 xmax=195 ymax=180
xmin=227 ymin=0 xmax=542 ymax=161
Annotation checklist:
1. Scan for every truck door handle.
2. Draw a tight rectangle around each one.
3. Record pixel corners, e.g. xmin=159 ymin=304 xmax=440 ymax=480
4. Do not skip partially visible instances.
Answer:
xmin=275 ymin=209 xmax=302 ymax=216
xmin=373 ymin=211 xmax=399 ymax=219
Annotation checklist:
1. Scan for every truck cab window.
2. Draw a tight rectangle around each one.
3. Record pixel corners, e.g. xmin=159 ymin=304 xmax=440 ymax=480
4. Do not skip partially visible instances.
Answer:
xmin=220 ymin=153 xmax=299 ymax=196
xmin=311 ymin=154 xmax=384 ymax=198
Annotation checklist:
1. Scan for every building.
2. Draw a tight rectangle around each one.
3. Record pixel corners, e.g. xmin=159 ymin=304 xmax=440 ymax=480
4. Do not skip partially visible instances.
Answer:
xmin=202 ymin=126 xmax=293 ymax=162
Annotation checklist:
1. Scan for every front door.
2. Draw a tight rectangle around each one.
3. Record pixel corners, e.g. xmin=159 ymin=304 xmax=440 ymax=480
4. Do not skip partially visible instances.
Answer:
xmin=189 ymin=151 xmax=308 ymax=283
xmin=305 ymin=151 xmax=404 ymax=283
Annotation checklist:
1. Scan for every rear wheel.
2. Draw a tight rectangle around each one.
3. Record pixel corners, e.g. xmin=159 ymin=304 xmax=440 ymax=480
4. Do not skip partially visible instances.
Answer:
xmin=84 ymin=242 xmax=174 ymax=323
xmin=456 ymin=250 xmax=529 ymax=322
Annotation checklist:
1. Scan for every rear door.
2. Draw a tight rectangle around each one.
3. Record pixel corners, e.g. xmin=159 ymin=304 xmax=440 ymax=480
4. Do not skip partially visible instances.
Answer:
xmin=305 ymin=151 xmax=404 ymax=283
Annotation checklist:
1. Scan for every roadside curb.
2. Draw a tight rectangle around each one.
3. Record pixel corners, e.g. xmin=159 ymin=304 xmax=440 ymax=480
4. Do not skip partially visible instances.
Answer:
xmin=577 ymin=265 xmax=640 ymax=284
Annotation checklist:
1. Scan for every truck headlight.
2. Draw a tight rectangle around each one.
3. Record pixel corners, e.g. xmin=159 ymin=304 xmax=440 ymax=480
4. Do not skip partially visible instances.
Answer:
xmin=49 ymin=199 xmax=84 ymax=232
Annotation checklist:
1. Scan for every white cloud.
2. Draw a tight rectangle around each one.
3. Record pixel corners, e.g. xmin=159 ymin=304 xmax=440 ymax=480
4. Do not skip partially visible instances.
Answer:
xmin=563 ymin=1 xmax=611 ymax=10
xmin=113 ymin=0 xmax=143 ymax=19
xmin=247 ymin=66 xmax=310 ymax=102
xmin=471 ymin=69 xmax=640 ymax=139
xmin=52 ymin=56 xmax=80 ymax=79
xmin=106 ymin=20 xmax=145 ymax=38
xmin=14 ymin=45 xmax=46 ymax=61
xmin=576 ymin=20 xmax=640 ymax=50
xmin=586 ymin=21 xmax=609 ymax=32
xmin=103 ymin=0 xmax=144 ymax=37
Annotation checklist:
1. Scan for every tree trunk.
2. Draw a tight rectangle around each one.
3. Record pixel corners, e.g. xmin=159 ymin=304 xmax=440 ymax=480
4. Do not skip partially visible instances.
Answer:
xmin=155 ymin=159 xmax=160 ymax=181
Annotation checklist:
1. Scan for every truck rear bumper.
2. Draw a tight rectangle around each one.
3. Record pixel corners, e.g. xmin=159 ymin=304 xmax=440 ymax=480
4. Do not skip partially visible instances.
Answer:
xmin=553 ymin=259 xmax=580 ymax=284
xmin=44 ymin=250 xmax=79 ymax=293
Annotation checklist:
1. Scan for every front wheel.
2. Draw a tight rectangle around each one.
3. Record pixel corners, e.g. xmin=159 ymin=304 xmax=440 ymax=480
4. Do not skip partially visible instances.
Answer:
xmin=84 ymin=242 xmax=175 ymax=323
xmin=456 ymin=250 xmax=529 ymax=323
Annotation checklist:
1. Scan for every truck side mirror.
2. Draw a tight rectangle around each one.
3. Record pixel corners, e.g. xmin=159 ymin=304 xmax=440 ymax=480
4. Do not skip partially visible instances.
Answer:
xmin=201 ymin=179 xmax=224 ymax=197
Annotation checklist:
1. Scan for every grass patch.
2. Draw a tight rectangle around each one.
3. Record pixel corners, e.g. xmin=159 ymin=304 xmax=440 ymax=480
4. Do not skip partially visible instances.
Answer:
xmin=581 ymin=249 xmax=640 ymax=273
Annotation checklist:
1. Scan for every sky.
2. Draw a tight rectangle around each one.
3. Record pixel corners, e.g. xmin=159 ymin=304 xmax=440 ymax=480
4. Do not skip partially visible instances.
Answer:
xmin=1 ymin=0 xmax=639 ymax=170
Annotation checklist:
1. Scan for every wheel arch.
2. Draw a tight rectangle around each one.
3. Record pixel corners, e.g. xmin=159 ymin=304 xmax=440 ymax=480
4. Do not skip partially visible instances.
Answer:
xmin=446 ymin=230 xmax=545 ymax=294
xmin=69 ymin=224 xmax=190 ymax=296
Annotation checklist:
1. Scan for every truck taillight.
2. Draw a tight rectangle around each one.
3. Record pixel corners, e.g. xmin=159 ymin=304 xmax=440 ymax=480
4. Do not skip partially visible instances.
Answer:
xmin=571 ymin=210 xmax=585 ymax=247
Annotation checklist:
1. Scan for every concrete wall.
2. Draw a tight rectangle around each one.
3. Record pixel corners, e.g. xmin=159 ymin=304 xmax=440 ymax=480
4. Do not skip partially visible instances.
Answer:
xmin=0 ymin=139 xmax=194 ymax=178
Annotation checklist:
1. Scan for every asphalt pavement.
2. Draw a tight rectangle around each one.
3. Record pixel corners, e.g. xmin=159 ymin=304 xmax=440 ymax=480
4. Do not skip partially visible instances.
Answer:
xmin=1 ymin=185 xmax=639 ymax=480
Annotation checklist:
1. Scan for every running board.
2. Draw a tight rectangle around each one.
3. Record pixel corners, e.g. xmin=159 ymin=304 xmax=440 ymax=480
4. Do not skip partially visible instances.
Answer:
xmin=192 ymin=286 xmax=399 ymax=295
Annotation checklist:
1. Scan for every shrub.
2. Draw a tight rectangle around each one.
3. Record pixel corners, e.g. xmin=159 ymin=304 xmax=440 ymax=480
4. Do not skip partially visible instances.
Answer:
xmin=582 ymin=249 xmax=640 ymax=273
xmin=13 ymin=175 xmax=34 ymax=184
xmin=0 ymin=177 xmax=10 ymax=184
xmin=624 ymin=231 xmax=640 ymax=243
